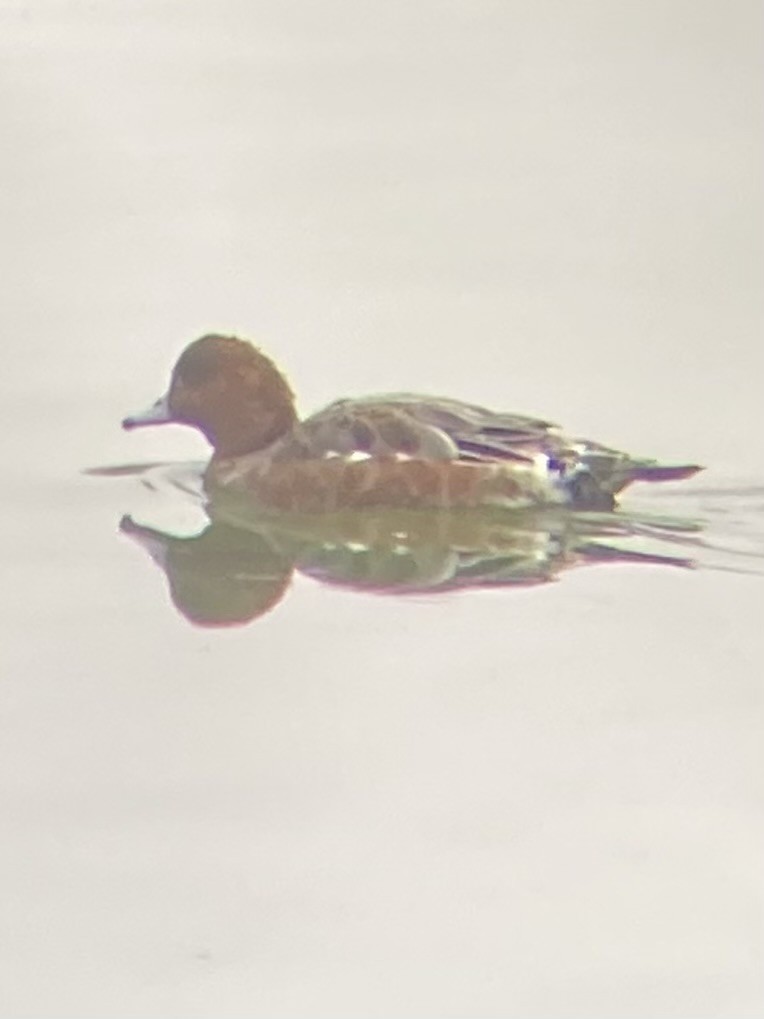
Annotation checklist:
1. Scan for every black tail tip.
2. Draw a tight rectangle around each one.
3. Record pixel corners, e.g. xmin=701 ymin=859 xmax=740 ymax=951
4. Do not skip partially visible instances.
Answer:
xmin=632 ymin=464 xmax=704 ymax=483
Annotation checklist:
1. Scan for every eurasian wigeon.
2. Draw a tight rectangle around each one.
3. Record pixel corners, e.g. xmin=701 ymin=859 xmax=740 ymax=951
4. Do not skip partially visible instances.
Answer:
xmin=123 ymin=334 xmax=702 ymax=513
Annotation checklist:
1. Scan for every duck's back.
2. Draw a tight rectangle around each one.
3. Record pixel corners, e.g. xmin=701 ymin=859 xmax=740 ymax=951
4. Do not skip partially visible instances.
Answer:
xmin=282 ymin=393 xmax=568 ymax=465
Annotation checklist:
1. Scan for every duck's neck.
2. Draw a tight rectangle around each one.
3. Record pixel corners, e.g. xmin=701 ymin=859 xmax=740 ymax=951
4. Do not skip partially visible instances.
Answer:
xmin=207 ymin=370 xmax=299 ymax=460
xmin=210 ymin=408 xmax=298 ymax=460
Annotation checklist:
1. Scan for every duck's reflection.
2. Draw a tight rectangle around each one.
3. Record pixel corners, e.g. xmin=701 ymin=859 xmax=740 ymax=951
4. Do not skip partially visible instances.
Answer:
xmin=121 ymin=515 xmax=292 ymax=627
xmin=121 ymin=499 xmax=699 ymax=628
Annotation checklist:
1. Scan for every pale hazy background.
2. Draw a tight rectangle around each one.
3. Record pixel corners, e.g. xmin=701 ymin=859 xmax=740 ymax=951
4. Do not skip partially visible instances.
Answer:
xmin=1 ymin=2 xmax=762 ymax=1016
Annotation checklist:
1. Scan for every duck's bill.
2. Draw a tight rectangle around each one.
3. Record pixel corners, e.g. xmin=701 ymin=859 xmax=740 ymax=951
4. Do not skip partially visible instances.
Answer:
xmin=119 ymin=515 xmax=169 ymax=568
xmin=122 ymin=394 xmax=173 ymax=430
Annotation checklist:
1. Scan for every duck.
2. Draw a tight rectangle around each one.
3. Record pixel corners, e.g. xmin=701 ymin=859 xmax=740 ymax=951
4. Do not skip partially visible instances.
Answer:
xmin=122 ymin=334 xmax=702 ymax=514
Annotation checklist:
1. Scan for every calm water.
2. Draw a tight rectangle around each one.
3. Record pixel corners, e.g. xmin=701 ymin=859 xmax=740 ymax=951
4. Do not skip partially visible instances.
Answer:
xmin=2 ymin=2 xmax=763 ymax=1016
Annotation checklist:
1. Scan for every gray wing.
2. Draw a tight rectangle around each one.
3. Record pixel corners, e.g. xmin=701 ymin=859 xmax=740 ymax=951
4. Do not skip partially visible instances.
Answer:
xmin=277 ymin=392 xmax=572 ymax=464
xmin=367 ymin=393 xmax=566 ymax=463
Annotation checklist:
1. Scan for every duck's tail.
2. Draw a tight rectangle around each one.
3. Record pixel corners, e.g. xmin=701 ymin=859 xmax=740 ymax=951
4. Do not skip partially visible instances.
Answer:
xmin=623 ymin=462 xmax=704 ymax=485
xmin=565 ymin=456 xmax=703 ymax=509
